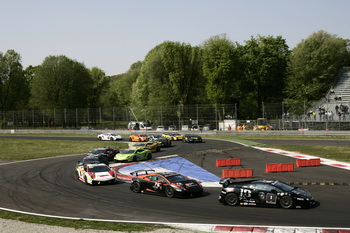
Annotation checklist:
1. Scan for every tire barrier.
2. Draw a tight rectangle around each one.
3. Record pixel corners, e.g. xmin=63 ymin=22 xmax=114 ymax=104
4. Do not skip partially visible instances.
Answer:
xmin=221 ymin=168 xmax=253 ymax=178
xmin=296 ymin=158 xmax=321 ymax=167
xmin=265 ymin=163 xmax=294 ymax=173
xmin=216 ymin=158 xmax=241 ymax=167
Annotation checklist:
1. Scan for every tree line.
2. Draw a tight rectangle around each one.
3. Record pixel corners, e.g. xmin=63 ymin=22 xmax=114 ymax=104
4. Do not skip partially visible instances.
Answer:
xmin=1 ymin=30 xmax=349 ymax=119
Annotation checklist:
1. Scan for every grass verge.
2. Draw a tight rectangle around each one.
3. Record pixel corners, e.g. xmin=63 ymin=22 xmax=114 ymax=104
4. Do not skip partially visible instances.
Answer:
xmin=0 ymin=210 xmax=171 ymax=232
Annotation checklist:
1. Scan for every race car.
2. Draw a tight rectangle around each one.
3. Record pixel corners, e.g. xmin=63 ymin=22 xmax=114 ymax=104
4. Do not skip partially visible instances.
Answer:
xmin=219 ymin=179 xmax=315 ymax=209
xmin=129 ymin=134 xmax=148 ymax=142
xmin=76 ymin=155 xmax=109 ymax=167
xmin=129 ymin=142 xmax=160 ymax=152
xmin=149 ymin=136 xmax=172 ymax=147
xmin=114 ymin=149 xmax=152 ymax=162
xmin=182 ymin=134 xmax=202 ymax=143
xmin=130 ymin=170 xmax=203 ymax=198
xmin=86 ymin=148 xmax=120 ymax=161
xmin=162 ymin=133 xmax=183 ymax=141
xmin=97 ymin=133 xmax=123 ymax=141
xmin=76 ymin=163 xmax=116 ymax=185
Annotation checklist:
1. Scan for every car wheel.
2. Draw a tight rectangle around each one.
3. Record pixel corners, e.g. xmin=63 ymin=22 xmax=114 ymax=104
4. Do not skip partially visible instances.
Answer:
xmin=225 ymin=193 xmax=239 ymax=206
xmin=132 ymin=156 xmax=138 ymax=162
xmin=131 ymin=181 xmax=142 ymax=193
xmin=98 ymin=137 xmax=102 ymax=140
xmin=84 ymin=176 xmax=89 ymax=185
xmin=279 ymin=196 xmax=294 ymax=209
xmin=156 ymin=146 xmax=160 ymax=152
xmin=147 ymin=153 xmax=152 ymax=160
xmin=165 ymin=186 xmax=175 ymax=198
xmin=110 ymin=138 xmax=114 ymax=141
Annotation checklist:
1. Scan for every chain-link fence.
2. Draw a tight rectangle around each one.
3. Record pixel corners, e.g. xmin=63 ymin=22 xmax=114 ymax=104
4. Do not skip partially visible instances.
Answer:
xmin=1 ymin=102 xmax=349 ymax=130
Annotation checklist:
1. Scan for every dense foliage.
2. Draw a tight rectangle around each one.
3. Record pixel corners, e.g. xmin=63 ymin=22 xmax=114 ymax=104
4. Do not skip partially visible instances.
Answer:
xmin=1 ymin=30 xmax=349 ymax=119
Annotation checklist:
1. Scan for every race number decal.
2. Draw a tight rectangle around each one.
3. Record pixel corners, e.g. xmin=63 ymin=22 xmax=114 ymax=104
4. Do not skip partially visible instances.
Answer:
xmin=240 ymin=188 xmax=252 ymax=198
xmin=266 ymin=193 xmax=277 ymax=204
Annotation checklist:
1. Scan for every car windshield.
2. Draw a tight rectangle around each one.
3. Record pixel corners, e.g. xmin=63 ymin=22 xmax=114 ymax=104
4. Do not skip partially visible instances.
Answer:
xmin=90 ymin=149 xmax=105 ymax=154
xmin=272 ymin=181 xmax=294 ymax=192
xmin=88 ymin=165 xmax=110 ymax=172
xmin=82 ymin=157 xmax=100 ymax=162
xmin=167 ymin=174 xmax=188 ymax=183
xmin=120 ymin=149 xmax=135 ymax=154
xmin=134 ymin=143 xmax=145 ymax=146
xmin=139 ymin=135 xmax=147 ymax=137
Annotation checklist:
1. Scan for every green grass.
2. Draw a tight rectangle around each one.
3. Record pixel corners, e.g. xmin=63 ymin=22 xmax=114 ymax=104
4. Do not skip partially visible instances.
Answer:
xmin=0 ymin=139 xmax=128 ymax=161
xmin=261 ymin=145 xmax=350 ymax=162
xmin=0 ymin=209 xmax=171 ymax=232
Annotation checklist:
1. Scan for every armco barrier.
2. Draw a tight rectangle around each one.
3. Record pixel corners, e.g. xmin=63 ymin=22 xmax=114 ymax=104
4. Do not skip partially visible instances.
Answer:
xmin=222 ymin=168 xmax=253 ymax=178
xmin=216 ymin=158 xmax=241 ymax=167
xmin=296 ymin=158 xmax=321 ymax=167
xmin=265 ymin=163 xmax=294 ymax=173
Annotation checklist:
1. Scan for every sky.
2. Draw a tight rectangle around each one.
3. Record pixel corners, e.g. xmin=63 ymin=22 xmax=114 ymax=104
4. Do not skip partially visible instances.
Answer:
xmin=1 ymin=0 xmax=349 ymax=76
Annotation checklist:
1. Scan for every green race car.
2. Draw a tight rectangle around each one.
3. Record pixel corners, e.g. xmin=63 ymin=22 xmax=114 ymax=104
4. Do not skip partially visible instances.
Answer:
xmin=114 ymin=149 xmax=152 ymax=163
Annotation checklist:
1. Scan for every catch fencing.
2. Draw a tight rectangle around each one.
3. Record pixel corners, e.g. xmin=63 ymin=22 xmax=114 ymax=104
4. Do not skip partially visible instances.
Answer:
xmin=1 ymin=102 xmax=350 ymax=130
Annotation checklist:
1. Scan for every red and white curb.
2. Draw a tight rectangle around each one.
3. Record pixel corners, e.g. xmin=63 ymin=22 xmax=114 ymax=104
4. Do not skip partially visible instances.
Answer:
xmin=253 ymin=147 xmax=350 ymax=171
xmin=169 ymin=223 xmax=350 ymax=233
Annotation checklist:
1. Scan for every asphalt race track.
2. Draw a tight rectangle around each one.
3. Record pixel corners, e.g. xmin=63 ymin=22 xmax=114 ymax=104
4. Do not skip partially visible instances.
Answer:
xmin=0 ymin=136 xmax=350 ymax=228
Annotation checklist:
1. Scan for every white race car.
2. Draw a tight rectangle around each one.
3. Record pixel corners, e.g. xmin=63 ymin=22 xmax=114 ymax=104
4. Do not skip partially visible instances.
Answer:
xmin=97 ymin=133 xmax=123 ymax=141
xmin=76 ymin=163 xmax=116 ymax=185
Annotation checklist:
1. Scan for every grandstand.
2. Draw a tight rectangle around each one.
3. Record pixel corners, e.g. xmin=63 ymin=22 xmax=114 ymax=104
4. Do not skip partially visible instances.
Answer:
xmin=308 ymin=67 xmax=350 ymax=122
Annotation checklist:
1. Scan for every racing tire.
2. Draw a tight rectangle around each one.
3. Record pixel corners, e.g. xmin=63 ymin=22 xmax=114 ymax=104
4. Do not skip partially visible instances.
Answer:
xmin=165 ymin=186 xmax=175 ymax=198
xmin=156 ymin=146 xmax=160 ymax=152
xmin=110 ymin=138 xmax=114 ymax=141
xmin=132 ymin=156 xmax=138 ymax=162
xmin=84 ymin=176 xmax=89 ymax=185
xmin=147 ymin=153 xmax=152 ymax=160
xmin=98 ymin=137 xmax=102 ymax=140
xmin=131 ymin=181 xmax=142 ymax=193
xmin=279 ymin=196 xmax=294 ymax=209
xmin=225 ymin=193 xmax=239 ymax=206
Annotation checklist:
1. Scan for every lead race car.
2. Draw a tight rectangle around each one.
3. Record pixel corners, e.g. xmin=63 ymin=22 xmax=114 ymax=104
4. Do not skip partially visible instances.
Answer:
xmin=76 ymin=163 xmax=116 ymax=185
xmin=219 ymin=178 xmax=315 ymax=209
xmin=97 ymin=133 xmax=123 ymax=141
xmin=130 ymin=169 xmax=203 ymax=198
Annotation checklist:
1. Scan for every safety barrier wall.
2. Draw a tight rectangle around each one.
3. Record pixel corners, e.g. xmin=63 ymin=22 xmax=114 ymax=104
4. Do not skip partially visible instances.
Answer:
xmin=222 ymin=168 xmax=253 ymax=178
xmin=216 ymin=158 xmax=241 ymax=167
xmin=265 ymin=163 xmax=294 ymax=173
xmin=296 ymin=158 xmax=321 ymax=167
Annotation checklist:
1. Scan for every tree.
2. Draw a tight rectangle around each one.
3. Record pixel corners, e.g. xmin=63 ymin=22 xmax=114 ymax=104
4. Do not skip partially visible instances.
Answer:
xmin=285 ymin=30 xmax=350 ymax=114
xmin=242 ymin=35 xmax=290 ymax=118
xmin=161 ymin=41 xmax=204 ymax=105
xmin=202 ymin=34 xmax=242 ymax=105
xmin=88 ymin=67 xmax=109 ymax=108
xmin=30 ymin=55 xmax=92 ymax=109
xmin=0 ymin=50 xmax=30 ymax=112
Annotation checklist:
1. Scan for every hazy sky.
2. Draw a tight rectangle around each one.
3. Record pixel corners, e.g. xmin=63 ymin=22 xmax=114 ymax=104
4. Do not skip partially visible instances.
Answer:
xmin=1 ymin=0 xmax=349 ymax=76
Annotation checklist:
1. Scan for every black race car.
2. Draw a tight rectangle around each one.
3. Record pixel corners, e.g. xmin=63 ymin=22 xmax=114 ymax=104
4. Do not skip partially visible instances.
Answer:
xmin=130 ymin=170 xmax=203 ymax=198
xmin=151 ymin=137 xmax=172 ymax=147
xmin=219 ymin=179 xmax=315 ymax=209
xmin=76 ymin=155 xmax=109 ymax=167
xmin=183 ymin=134 xmax=202 ymax=143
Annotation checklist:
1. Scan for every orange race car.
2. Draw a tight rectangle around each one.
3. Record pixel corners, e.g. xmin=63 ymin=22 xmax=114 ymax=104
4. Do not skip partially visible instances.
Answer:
xmin=129 ymin=134 xmax=148 ymax=142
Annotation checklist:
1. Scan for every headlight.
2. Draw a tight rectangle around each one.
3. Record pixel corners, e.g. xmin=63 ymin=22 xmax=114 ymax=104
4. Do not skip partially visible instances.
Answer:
xmin=171 ymin=184 xmax=186 ymax=191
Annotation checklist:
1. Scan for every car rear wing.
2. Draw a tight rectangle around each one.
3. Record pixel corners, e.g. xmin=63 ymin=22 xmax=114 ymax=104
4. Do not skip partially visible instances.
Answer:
xmin=130 ymin=169 xmax=155 ymax=176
